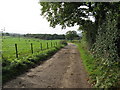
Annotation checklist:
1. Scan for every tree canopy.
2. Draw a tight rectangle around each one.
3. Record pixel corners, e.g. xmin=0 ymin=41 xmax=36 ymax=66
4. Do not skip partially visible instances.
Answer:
xmin=40 ymin=2 xmax=119 ymax=30
xmin=40 ymin=2 xmax=91 ymax=29
xmin=65 ymin=30 xmax=79 ymax=40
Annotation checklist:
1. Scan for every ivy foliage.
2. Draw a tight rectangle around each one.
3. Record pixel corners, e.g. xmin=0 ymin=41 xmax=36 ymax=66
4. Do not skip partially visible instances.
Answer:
xmin=93 ymin=11 xmax=120 ymax=88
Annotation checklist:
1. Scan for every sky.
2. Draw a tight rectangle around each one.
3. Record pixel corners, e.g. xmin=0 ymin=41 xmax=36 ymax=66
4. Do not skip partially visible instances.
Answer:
xmin=0 ymin=0 xmax=81 ymax=35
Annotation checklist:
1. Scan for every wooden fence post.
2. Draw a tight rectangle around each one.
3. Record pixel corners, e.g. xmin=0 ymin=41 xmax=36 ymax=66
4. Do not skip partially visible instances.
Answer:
xmin=47 ymin=42 xmax=49 ymax=49
xmin=31 ymin=43 xmax=33 ymax=54
xmin=56 ymin=42 xmax=57 ymax=46
xmin=54 ymin=42 xmax=55 ymax=47
xmin=51 ymin=42 xmax=52 ymax=47
xmin=15 ymin=43 xmax=18 ymax=58
xmin=40 ymin=43 xmax=42 ymax=50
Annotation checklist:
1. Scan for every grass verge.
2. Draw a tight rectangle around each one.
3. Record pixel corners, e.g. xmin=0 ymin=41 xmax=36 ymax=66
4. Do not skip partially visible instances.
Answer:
xmin=75 ymin=42 xmax=100 ymax=87
xmin=74 ymin=40 xmax=120 ymax=88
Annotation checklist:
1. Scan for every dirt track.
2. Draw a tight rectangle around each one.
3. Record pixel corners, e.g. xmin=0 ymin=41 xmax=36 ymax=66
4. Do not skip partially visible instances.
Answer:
xmin=3 ymin=43 xmax=91 ymax=88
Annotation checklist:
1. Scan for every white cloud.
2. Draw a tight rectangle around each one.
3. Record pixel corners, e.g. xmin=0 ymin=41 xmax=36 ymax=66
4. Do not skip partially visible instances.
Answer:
xmin=0 ymin=0 xmax=80 ymax=34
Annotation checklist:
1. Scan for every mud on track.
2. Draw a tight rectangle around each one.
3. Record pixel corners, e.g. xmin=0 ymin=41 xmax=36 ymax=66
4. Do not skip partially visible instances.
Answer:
xmin=3 ymin=43 xmax=91 ymax=88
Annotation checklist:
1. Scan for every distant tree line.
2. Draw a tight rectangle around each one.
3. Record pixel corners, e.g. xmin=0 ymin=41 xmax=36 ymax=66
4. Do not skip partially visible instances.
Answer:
xmin=3 ymin=32 xmax=81 ymax=40
xmin=24 ymin=34 xmax=65 ymax=40
xmin=2 ymin=33 xmax=24 ymax=37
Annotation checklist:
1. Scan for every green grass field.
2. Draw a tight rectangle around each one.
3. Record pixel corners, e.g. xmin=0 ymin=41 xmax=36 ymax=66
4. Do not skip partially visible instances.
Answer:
xmin=2 ymin=36 xmax=60 ymax=60
xmin=2 ymin=36 xmax=65 ymax=83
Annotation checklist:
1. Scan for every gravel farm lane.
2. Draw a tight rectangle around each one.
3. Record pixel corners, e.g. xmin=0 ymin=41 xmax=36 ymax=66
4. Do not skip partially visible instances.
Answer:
xmin=3 ymin=43 xmax=91 ymax=88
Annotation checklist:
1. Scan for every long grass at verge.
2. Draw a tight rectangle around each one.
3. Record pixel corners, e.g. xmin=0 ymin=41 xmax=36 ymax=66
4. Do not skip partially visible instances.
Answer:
xmin=75 ymin=41 xmax=120 ymax=88
xmin=75 ymin=41 xmax=100 ymax=87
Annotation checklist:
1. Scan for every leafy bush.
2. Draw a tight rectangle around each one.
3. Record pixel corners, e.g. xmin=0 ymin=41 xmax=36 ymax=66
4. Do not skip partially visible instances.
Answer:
xmin=2 ymin=58 xmax=11 ymax=67
xmin=60 ymin=40 xmax=68 ymax=46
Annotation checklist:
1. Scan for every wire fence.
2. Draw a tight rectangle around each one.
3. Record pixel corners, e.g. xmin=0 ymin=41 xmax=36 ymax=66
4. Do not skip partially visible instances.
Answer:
xmin=2 ymin=39 xmax=60 ymax=59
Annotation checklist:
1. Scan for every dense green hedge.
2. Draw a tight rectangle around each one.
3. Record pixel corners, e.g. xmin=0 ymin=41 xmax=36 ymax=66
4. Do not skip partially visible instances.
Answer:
xmin=80 ymin=10 xmax=120 ymax=88
xmin=92 ymin=11 xmax=120 ymax=88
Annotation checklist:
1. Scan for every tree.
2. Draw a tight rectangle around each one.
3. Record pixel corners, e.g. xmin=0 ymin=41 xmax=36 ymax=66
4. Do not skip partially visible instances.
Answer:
xmin=40 ymin=2 xmax=120 ymax=88
xmin=65 ymin=30 xmax=79 ymax=40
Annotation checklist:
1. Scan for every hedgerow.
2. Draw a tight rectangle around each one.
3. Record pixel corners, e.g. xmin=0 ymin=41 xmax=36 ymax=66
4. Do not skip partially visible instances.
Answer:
xmin=76 ymin=8 xmax=120 ymax=88
xmin=91 ymin=10 xmax=120 ymax=88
